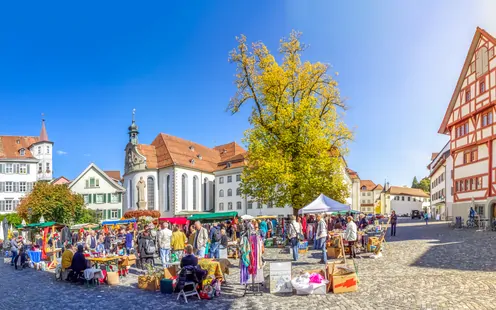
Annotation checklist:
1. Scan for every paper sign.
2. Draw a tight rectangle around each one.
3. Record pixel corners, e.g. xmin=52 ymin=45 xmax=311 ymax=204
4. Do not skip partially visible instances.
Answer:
xmin=269 ymin=262 xmax=292 ymax=293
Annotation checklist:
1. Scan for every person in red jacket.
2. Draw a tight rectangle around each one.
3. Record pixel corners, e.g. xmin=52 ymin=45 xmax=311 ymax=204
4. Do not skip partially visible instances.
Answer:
xmin=301 ymin=215 xmax=307 ymax=236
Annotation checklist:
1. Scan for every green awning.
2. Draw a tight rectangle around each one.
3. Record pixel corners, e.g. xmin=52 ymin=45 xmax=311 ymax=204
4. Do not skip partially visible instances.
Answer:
xmin=187 ymin=211 xmax=238 ymax=221
xmin=17 ymin=221 xmax=63 ymax=229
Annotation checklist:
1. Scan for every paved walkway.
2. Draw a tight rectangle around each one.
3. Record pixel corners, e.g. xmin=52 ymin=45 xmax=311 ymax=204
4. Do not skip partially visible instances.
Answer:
xmin=2 ymin=219 xmax=496 ymax=309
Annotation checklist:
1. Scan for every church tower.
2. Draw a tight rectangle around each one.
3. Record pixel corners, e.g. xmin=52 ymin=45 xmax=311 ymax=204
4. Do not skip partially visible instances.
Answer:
xmin=128 ymin=109 xmax=139 ymax=145
xmin=31 ymin=115 xmax=54 ymax=181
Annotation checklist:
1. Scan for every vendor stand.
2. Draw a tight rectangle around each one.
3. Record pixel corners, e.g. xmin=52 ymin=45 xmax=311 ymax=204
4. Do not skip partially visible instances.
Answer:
xmin=187 ymin=211 xmax=238 ymax=223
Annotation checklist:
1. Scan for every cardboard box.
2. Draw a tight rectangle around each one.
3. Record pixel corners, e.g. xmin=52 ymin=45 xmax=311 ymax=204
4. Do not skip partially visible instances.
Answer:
xmin=332 ymin=263 xmax=357 ymax=294
xmin=327 ymin=247 xmax=343 ymax=259
xmin=138 ymin=275 xmax=160 ymax=291
xmin=296 ymin=268 xmax=328 ymax=295
xmin=163 ymin=266 xmax=177 ymax=279
xmin=325 ymin=263 xmax=334 ymax=292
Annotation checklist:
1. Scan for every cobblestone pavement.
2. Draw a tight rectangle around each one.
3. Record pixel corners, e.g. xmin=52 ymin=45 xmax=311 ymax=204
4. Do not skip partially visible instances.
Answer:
xmin=2 ymin=219 xmax=496 ymax=310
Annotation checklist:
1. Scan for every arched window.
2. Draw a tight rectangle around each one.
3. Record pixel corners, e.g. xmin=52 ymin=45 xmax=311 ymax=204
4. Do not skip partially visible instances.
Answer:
xmin=193 ymin=176 xmax=198 ymax=210
xmin=228 ymin=202 xmax=233 ymax=210
xmin=147 ymin=177 xmax=155 ymax=209
xmin=166 ymin=175 xmax=170 ymax=211
xmin=219 ymin=189 xmax=224 ymax=197
xmin=227 ymin=189 xmax=232 ymax=196
xmin=182 ymin=174 xmax=188 ymax=210
xmin=203 ymin=178 xmax=208 ymax=211
xmin=236 ymin=188 xmax=241 ymax=196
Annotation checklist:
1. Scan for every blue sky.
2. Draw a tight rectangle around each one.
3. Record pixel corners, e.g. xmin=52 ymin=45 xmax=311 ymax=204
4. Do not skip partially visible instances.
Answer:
xmin=1 ymin=1 xmax=495 ymax=186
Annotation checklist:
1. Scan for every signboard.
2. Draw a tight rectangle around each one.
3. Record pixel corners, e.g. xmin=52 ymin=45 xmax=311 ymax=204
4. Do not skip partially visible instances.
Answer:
xmin=269 ymin=262 xmax=292 ymax=293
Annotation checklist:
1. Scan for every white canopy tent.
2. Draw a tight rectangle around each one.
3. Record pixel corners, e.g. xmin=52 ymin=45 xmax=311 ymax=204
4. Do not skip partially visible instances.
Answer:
xmin=298 ymin=193 xmax=352 ymax=215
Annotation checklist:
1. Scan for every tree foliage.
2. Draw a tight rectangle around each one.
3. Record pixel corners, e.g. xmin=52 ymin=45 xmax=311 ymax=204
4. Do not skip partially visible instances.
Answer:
xmin=17 ymin=182 xmax=89 ymax=224
xmin=418 ymin=177 xmax=431 ymax=194
xmin=228 ymin=31 xmax=353 ymax=211
xmin=0 ymin=213 xmax=22 ymax=226
xmin=412 ymin=176 xmax=419 ymax=189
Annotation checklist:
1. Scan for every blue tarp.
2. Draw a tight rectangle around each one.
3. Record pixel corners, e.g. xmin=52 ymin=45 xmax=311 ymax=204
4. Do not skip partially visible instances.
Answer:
xmin=101 ymin=219 xmax=136 ymax=225
xmin=298 ymin=193 xmax=352 ymax=215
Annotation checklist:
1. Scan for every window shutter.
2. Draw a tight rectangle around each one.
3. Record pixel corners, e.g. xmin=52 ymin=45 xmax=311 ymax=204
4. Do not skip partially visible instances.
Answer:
xmin=0 ymin=182 xmax=4 ymax=192
xmin=107 ymin=209 xmax=111 ymax=219
xmin=118 ymin=193 xmax=122 ymax=203
xmin=93 ymin=194 xmax=97 ymax=203
xmin=88 ymin=194 xmax=92 ymax=203
xmin=103 ymin=194 xmax=106 ymax=203
xmin=117 ymin=209 xmax=121 ymax=218
xmin=0 ymin=164 xmax=4 ymax=173
xmin=108 ymin=193 xmax=111 ymax=203
xmin=26 ymin=164 xmax=30 ymax=174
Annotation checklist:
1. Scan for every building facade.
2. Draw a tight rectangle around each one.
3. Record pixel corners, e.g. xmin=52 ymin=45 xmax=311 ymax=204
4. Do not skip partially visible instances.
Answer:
xmin=0 ymin=119 xmax=53 ymax=214
xmin=122 ymin=114 xmax=358 ymax=218
xmin=359 ymin=180 xmax=383 ymax=214
xmin=428 ymin=143 xmax=453 ymax=220
xmin=438 ymin=27 xmax=496 ymax=220
xmin=69 ymin=163 xmax=125 ymax=221
xmin=345 ymin=168 xmax=361 ymax=212
xmin=385 ymin=186 xmax=430 ymax=217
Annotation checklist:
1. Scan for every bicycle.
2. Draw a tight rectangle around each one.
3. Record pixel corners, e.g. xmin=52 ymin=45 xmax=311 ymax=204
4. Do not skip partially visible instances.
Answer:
xmin=466 ymin=217 xmax=480 ymax=228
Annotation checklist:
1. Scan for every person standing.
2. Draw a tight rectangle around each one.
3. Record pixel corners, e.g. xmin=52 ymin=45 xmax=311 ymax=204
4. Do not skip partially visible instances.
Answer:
xmin=193 ymin=221 xmax=208 ymax=257
xmin=209 ymin=223 xmax=221 ymax=259
xmin=288 ymin=215 xmax=302 ymax=261
xmin=157 ymin=222 xmax=172 ymax=266
xmin=316 ymin=214 xmax=328 ymax=264
xmin=259 ymin=219 xmax=268 ymax=240
xmin=85 ymin=230 xmax=97 ymax=251
xmin=424 ymin=212 xmax=429 ymax=225
xmin=10 ymin=237 xmax=18 ymax=266
xmin=171 ymin=225 xmax=187 ymax=260
xmin=390 ymin=211 xmax=398 ymax=237
xmin=138 ymin=229 xmax=156 ymax=269
xmin=125 ymin=229 xmax=134 ymax=255
xmin=344 ymin=216 xmax=357 ymax=259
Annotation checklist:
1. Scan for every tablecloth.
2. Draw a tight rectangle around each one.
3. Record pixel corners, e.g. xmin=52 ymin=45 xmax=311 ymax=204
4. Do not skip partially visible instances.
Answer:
xmin=84 ymin=268 xmax=105 ymax=281
xmin=28 ymin=251 xmax=42 ymax=263
xmin=198 ymin=259 xmax=224 ymax=286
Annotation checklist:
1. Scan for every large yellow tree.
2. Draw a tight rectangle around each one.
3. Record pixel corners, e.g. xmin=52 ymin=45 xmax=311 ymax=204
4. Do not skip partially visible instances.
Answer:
xmin=229 ymin=31 xmax=353 ymax=212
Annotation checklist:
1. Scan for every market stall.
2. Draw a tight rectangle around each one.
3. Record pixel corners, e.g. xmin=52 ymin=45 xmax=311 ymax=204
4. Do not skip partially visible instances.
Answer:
xmin=298 ymin=193 xmax=351 ymax=215
xmin=187 ymin=211 xmax=238 ymax=223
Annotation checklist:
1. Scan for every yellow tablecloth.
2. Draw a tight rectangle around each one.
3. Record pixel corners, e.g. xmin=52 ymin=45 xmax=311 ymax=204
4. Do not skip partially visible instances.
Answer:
xmin=198 ymin=258 xmax=224 ymax=286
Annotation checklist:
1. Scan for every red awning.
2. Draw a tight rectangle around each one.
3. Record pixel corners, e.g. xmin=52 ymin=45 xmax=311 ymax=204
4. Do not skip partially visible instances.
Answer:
xmin=159 ymin=217 xmax=189 ymax=225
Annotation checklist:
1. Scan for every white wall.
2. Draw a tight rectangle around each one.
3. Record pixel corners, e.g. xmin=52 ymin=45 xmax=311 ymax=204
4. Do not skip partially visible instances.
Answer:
xmin=390 ymin=195 xmax=425 ymax=216
xmin=174 ymin=167 xmax=215 ymax=214
xmin=30 ymin=142 xmax=53 ymax=181
xmin=0 ymin=160 xmax=38 ymax=214
xmin=123 ymin=170 xmax=158 ymax=212
xmin=70 ymin=166 xmax=124 ymax=219
xmin=215 ymin=167 xmax=245 ymax=214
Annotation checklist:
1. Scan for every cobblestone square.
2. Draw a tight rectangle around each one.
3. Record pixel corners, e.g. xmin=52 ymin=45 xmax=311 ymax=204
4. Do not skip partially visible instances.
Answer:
xmin=2 ymin=219 xmax=496 ymax=310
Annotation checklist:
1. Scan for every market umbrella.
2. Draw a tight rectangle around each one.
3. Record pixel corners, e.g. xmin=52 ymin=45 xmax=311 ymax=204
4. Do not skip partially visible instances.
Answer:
xmin=0 ymin=221 xmax=3 ymax=240
xmin=241 ymin=214 xmax=254 ymax=220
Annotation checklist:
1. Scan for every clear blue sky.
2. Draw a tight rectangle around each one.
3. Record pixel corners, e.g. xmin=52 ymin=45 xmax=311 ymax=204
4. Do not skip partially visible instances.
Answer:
xmin=1 ymin=1 xmax=495 ymax=186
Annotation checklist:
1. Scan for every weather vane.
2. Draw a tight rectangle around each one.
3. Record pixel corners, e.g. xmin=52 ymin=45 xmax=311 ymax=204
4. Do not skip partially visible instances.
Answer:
xmin=41 ymin=112 xmax=45 ymax=121
xmin=132 ymin=108 xmax=136 ymax=122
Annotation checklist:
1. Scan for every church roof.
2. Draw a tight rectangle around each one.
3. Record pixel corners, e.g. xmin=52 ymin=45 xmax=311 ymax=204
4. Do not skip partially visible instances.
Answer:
xmin=39 ymin=119 xmax=49 ymax=142
xmin=0 ymin=136 xmax=39 ymax=159
xmin=387 ymin=186 xmax=429 ymax=198
xmin=136 ymin=133 xmax=246 ymax=173
xmin=104 ymin=170 xmax=122 ymax=182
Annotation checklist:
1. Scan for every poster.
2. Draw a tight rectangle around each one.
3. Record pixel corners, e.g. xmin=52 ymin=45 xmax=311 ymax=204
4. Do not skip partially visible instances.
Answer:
xmin=269 ymin=262 xmax=292 ymax=293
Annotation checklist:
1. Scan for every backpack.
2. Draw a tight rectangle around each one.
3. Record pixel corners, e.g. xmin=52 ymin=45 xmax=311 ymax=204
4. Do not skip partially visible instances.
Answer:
xmin=212 ymin=228 xmax=221 ymax=243
xmin=145 ymin=239 xmax=156 ymax=255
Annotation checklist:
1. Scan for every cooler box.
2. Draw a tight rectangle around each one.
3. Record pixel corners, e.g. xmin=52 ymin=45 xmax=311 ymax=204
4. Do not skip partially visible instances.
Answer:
xmin=160 ymin=278 xmax=174 ymax=294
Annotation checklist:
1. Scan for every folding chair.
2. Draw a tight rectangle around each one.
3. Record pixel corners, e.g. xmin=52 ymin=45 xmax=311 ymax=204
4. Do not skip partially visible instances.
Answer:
xmin=176 ymin=269 xmax=200 ymax=303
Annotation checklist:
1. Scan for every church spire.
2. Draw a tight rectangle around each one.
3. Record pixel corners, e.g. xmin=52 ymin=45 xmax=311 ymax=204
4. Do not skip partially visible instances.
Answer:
xmin=39 ymin=113 xmax=49 ymax=142
xmin=128 ymin=108 xmax=139 ymax=145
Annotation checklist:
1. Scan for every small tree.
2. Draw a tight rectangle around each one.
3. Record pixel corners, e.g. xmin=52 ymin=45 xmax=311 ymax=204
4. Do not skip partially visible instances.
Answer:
xmin=418 ymin=177 xmax=431 ymax=194
xmin=17 ymin=182 xmax=88 ymax=224
xmin=412 ymin=176 xmax=419 ymax=189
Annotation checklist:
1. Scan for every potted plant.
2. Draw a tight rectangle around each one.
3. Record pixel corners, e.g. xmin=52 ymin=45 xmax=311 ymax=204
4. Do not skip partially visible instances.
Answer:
xmin=138 ymin=264 xmax=164 ymax=291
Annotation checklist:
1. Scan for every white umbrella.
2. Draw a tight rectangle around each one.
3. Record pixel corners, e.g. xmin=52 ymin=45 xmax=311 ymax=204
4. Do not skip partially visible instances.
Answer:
xmin=241 ymin=214 xmax=254 ymax=220
xmin=0 ymin=222 xmax=4 ymax=240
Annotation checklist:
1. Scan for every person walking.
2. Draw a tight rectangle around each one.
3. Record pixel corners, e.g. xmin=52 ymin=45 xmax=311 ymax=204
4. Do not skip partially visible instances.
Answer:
xmin=424 ymin=212 xmax=429 ymax=225
xmin=316 ymin=214 xmax=328 ymax=264
xmin=193 ymin=221 xmax=209 ymax=257
xmin=157 ymin=222 xmax=172 ymax=266
xmin=344 ymin=216 xmax=357 ymax=259
xmin=390 ymin=211 xmax=398 ymax=237
xmin=288 ymin=215 xmax=302 ymax=261
xmin=138 ymin=229 xmax=156 ymax=269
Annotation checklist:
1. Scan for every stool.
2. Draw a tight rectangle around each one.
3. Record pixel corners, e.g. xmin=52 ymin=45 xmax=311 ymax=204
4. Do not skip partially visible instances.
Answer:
xmin=177 ymin=281 xmax=200 ymax=303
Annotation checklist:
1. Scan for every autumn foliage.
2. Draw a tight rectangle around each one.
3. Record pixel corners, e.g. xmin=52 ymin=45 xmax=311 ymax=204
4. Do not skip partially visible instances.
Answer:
xmin=123 ymin=210 xmax=161 ymax=219
xmin=229 ymin=31 xmax=353 ymax=211
xmin=17 ymin=182 xmax=88 ymax=224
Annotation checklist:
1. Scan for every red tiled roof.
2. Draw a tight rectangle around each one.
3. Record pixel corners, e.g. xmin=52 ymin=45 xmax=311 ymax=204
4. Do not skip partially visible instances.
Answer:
xmin=374 ymin=184 xmax=384 ymax=191
xmin=104 ymin=170 xmax=121 ymax=181
xmin=137 ymin=144 xmax=157 ymax=169
xmin=214 ymin=142 xmax=246 ymax=161
xmin=51 ymin=176 xmax=71 ymax=185
xmin=360 ymin=180 xmax=376 ymax=191
xmin=388 ymin=186 xmax=429 ymax=198
xmin=0 ymin=136 xmax=39 ymax=159
xmin=39 ymin=120 xmax=49 ymax=142
xmin=346 ymin=168 xmax=359 ymax=179
xmin=431 ymin=153 xmax=439 ymax=161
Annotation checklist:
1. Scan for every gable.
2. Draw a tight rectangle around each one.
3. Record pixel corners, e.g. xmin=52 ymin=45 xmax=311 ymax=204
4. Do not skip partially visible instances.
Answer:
xmin=70 ymin=164 xmax=125 ymax=192
xmin=439 ymin=27 xmax=496 ymax=134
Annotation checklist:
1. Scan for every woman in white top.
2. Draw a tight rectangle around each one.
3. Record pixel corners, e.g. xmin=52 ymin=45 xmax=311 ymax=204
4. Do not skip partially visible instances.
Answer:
xmin=344 ymin=216 xmax=357 ymax=259
xmin=288 ymin=215 xmax=302 ymax=261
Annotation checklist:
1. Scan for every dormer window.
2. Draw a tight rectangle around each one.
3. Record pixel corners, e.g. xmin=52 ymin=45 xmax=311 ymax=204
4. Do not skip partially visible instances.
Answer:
xmin=226 ymin=162 xmax=232 ymax=168
xmin=361 ymin=186 xmax=366 ymax=191
xmin=189 ymin=146 xmax=195 ymax=151
xmin=197 ymin=154 xmax=203 ymax=160
xmin=19 ymin=149 xmax=25 ymax=156
xmin=16 ymin=139 xmax=20 ymax=144
xmin=222 ymin=149 xmax=227 ymax=154
xmin=190 ymin=159 xmax=195 ymax=164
